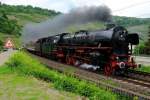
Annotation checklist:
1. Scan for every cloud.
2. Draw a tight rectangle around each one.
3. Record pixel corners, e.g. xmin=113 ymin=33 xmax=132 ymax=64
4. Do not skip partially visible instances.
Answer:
xmin=71 ymin=0 xmax=104 ymax=7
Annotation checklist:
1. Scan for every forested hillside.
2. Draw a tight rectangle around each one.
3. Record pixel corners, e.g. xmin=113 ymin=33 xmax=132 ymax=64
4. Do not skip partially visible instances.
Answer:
xmin=0 ymin=3 xmax=59 ymax=49
xmin=0 ymin=3 xmax=149 ymax=51
xmin=113 ymin=16 xmax=150 ymax=27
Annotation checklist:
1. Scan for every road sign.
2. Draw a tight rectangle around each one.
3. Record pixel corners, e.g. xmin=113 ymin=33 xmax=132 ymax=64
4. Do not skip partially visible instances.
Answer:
xmin=4 ymin=39 xmax=14 ymax=48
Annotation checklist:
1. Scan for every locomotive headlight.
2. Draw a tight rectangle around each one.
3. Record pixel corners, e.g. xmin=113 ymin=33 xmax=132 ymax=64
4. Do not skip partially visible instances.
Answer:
xmin=119 ymin=34 xmax=125 ymax=41
xmin=120 ymin=35 xmax=123 ymax=38
xmin=116 ymin=57 xmax=119 ymax=60
xmin=119 ymin=62 xmax=125 ymax=69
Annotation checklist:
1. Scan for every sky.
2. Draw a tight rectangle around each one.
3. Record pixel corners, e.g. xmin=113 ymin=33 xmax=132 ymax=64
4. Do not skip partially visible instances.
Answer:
xmin=0 ymin=0 xmax=150 ymax=18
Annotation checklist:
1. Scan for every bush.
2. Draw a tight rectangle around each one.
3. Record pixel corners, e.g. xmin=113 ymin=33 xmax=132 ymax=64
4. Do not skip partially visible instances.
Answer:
xmin=134 ymin=42 xmax=146 ymax=54
xmin=0 ymin=40 xmax=3 ymax=51
xmin=54 ymin=76 xmax=78 ymax=92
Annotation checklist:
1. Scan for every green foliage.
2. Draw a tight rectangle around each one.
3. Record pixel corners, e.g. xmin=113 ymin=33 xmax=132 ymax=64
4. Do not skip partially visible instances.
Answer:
xmin=0 ymin=68 xmax=80 ymax=100
xmin=134 ymin=42 xmax=146 ymax=54
xmin=0 ymin=40 xmax=3 ymax=50
xmin=113 ymin=16 xmax=150 ymax=27
xmin=0 ymin=3 xmax=59 ymax=49
xmin=143 ymin=26 xmax=150 ymax=54
xmin=0 ymin=12 xmax=21 ymax=36
xmin=5 ymin=51 xmax=118 ymax=100
xmin=10 ymin=13 xmax=50 ymax=25
xmin=0 ymin=4 xmax=60 ymax=16
xmin=136 ymin=65 xmax=150 ymax=73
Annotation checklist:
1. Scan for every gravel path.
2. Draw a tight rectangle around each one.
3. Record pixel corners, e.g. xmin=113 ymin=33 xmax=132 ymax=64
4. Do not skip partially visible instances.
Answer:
xmin=0 ymin=49 xmax=16 ymax=66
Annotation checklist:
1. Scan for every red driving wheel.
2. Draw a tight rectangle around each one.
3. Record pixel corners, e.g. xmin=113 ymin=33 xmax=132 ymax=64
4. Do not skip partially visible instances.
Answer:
xmin=66 ymin=55 xmax=71 ymax=65
xmin=104 ymin=64 xmax=113 ymax=76
xmin=71 ymin=57 xmax=76 ymax=65
xmin=66 ymin=56 xmax=76 ymax=65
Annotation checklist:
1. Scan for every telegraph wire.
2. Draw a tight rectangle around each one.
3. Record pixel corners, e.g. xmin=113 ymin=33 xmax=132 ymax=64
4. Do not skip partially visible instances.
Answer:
xmin=113 ymin=0 xmax=150 ymax=12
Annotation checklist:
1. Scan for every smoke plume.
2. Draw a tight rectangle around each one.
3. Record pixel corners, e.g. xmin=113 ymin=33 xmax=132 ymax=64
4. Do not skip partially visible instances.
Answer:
xmin=22 ymin=5 xmax=112 ymax=43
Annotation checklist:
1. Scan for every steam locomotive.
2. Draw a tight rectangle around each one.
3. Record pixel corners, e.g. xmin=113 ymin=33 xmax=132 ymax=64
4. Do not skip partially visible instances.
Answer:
xmin=29 ymin=25 xmax=139 ymax=75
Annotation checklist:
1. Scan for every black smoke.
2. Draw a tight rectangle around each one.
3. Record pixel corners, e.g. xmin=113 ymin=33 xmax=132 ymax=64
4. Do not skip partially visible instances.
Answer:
xmin=22 ymin=5 xmax=112 ymax=43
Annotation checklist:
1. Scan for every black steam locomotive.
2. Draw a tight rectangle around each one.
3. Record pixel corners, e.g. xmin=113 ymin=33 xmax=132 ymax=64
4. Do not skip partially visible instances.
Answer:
xmin=30 ymin=25 xmax=139 ymax=75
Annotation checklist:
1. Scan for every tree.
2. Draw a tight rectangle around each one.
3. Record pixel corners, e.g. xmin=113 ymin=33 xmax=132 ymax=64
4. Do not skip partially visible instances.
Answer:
xmin=144 ymin=26 xmax=150 ymax=54
xmin=0 ymin=40 xmax=3 ymax=50
xmin=0 ymin=12 xmax=21 ymax=36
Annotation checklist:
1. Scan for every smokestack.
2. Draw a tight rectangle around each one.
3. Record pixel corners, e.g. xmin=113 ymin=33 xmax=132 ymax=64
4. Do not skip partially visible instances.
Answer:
xmin=22 ymin=5 xmax=112 ymax=43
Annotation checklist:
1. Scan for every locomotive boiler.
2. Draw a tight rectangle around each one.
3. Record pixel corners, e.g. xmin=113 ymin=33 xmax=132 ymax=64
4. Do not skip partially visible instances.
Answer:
xmin=33 ymin=25 xmax=139 ymax=75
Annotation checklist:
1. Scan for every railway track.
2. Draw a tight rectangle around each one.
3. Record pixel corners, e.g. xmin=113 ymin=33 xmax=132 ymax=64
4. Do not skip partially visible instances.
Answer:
xmin=120 ymin=70 xmax=150 ymax=89
xmin=126 ymin=70 xmax=150 ymax=83
xmin=113 ymin=76 xmax=150 ymax=89
xmin=111 ymin=70 xmax=150 ymax=89
xmin=28 ymin=52 xmax=150 ymax=100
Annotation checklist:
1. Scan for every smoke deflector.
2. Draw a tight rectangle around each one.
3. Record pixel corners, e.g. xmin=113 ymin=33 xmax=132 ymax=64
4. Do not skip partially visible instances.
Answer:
xmin=127 ymin=33 xmax=139 ymax=45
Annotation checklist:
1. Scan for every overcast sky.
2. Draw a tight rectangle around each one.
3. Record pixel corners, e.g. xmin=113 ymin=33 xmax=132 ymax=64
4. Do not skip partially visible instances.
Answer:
xmin=0 ymin=0 xmax=150 ymax=18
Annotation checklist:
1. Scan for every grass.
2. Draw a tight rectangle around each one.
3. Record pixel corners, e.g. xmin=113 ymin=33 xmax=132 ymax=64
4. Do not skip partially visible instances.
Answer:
xmin=136 ymin=65 xmax=150 ymax=73
xmin=3 ymin=51 xmax=120 ymax=100
xmin=0 ymin=68 xmax=81 ymax=100
xmin=8 ymin=12 xmax=50 ymax=26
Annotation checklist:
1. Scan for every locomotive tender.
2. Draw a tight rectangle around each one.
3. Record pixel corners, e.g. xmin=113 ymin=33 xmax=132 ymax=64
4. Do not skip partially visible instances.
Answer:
xmin=33 ymin=26 xmax=139 ymax=75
